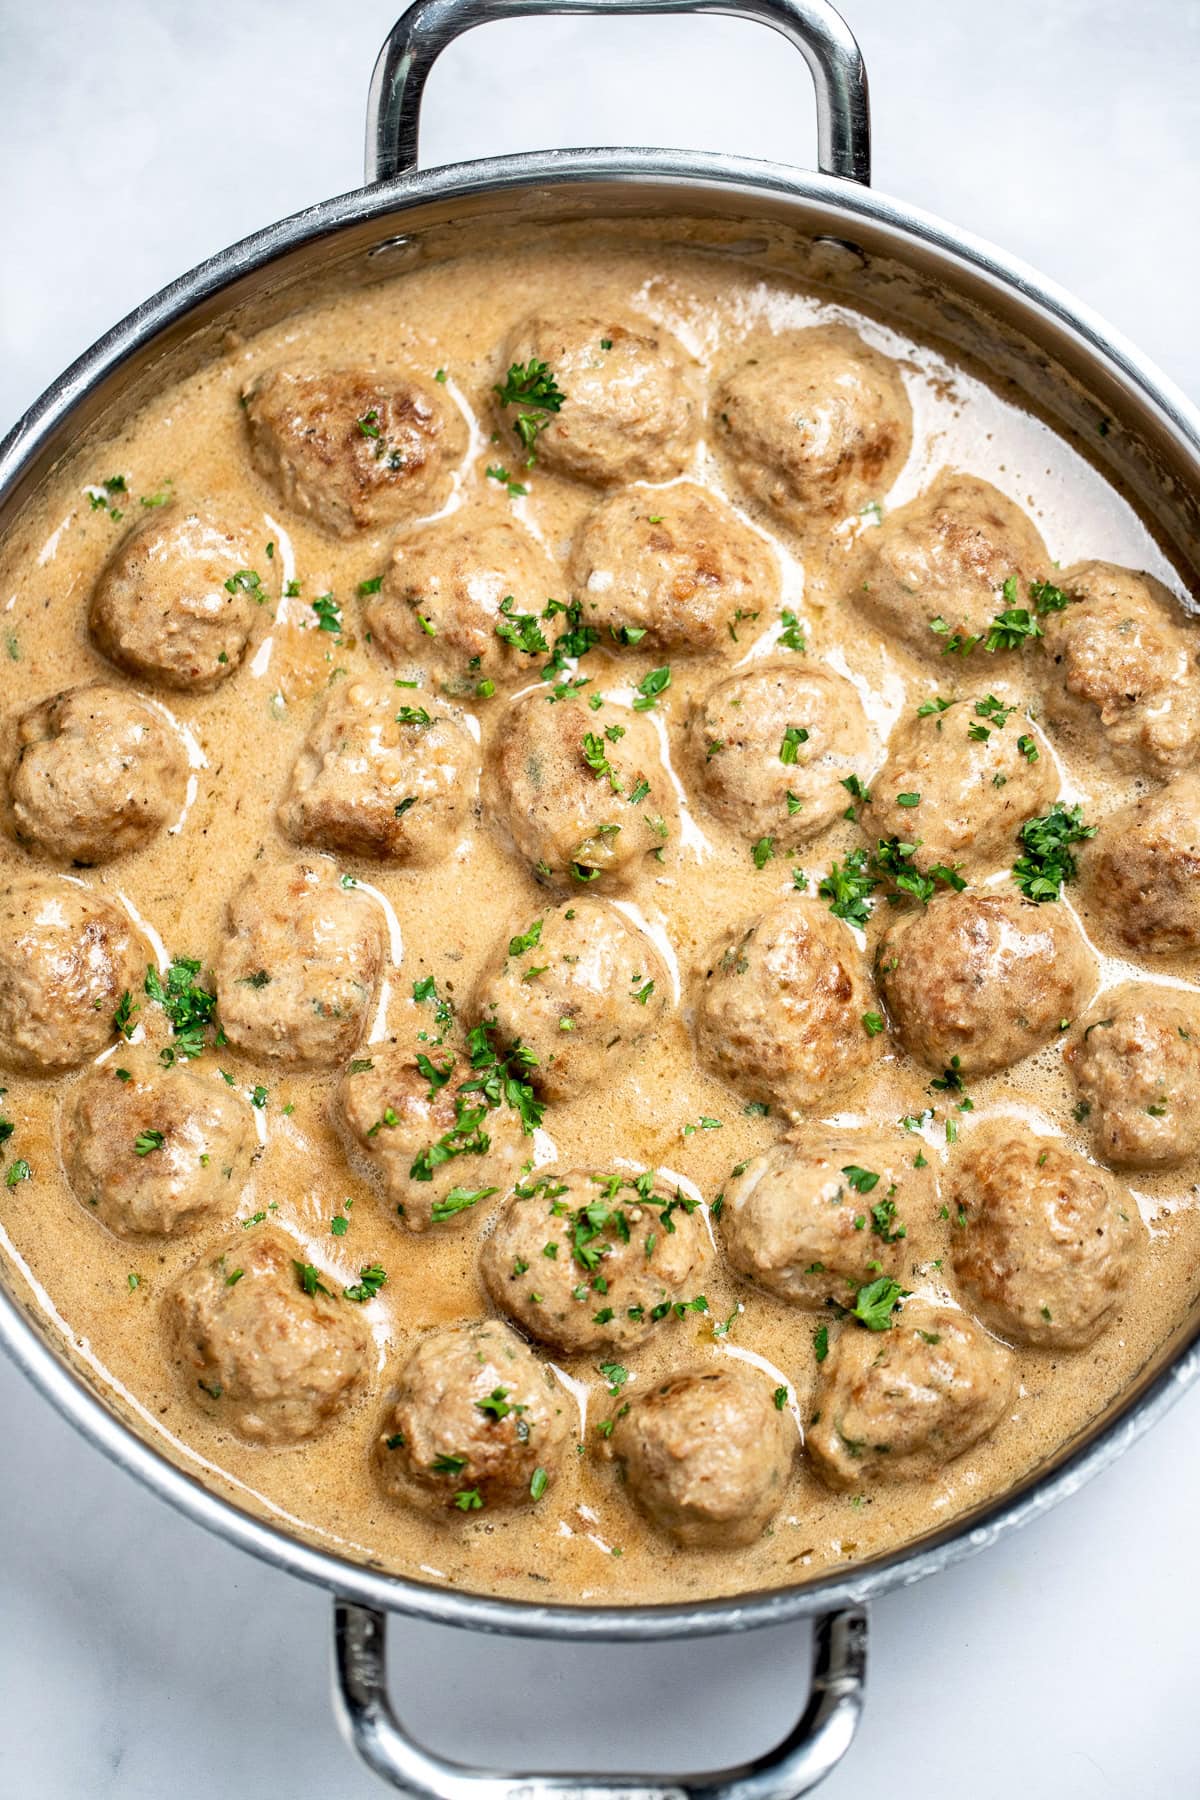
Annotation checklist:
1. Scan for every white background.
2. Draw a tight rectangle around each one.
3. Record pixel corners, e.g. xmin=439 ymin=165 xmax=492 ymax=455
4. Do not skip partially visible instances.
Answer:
xmin=1 ymin=2 xmax=1198 ymax=1795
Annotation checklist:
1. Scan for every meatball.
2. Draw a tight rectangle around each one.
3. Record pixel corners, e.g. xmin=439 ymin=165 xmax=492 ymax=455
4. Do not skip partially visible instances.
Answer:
xmin=167 ymin=1228 xmax=370 ymax=1444
xmin=607 ymin=1365 xmax=793 ymax=1548
xmin=365 ymin=516 xmax=562 ymax=697
xmin=567 ymin=483 xmax=778 ymax=655
xmin=848 ymin=472 xmax=1049 ymax=661
xmin=480 ymin=1167 xmax=709 ymax=1354
xmin=63 ymin=1049 xmax=253 ymax=1237
xmin=375 ymin=1321 xmax=570 ymax=1511
xmin=214 ymin=859 xmax=385 ymax=1067
xmin=1076 ymin=772 xmax=1200 ymax=955
xmin=486 ymin=691 xmax=674 ymax=889
xmin=713 ymin=325 xmax=912 ymax=528
xmin=89 ymin=507 xmax=263 ymax=691
xmin=720 ymin=1125 xmax=933 ymax=1308
xmin=863 ymin=686 xmax=1056 ymax=872
xmin=875 ymin=888 xmax=1095 ymax=1077
xmin=335 ymin=1046 xmax=522 ymax=1234
xmin=278 ymin=680 xmax=478 ymax=864
xmin=687 ymin=661 xmax=870 ymax=846
xmin=2 ymin=683 xmax=187 ymax=865
xmin=1066 ymin=984 xmax=1200 ymax=1168
xmin=242 ymin=366 xmax=466 ymax=538
xmin=1038 ymin=561 xmax=1200 ymax=776
xmin=807 ymin=1302 xmax=1016 ymax=1490
xmin=495 ymin=312 xmax=698 ymax=486
xmin=695 ymin=897 xmax=880 ymax=1117
xmin=472 ymin=898 xmax=669 ymax=1102
xmin=0 ymin=878 xmax=148 ymax=1074
xmin=947 ymin=1119 xmax=1143 ymax=1350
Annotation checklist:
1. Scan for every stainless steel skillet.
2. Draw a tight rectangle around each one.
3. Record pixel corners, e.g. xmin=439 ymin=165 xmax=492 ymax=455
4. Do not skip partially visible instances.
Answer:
xmin=2 ymin=0 xmax=1199 ymax=1792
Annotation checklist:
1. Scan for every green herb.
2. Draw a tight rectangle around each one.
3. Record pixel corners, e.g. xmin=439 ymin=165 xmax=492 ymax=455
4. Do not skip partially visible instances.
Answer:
xmin=238 ymin=969 xmax=271 ymax=989
xmin=841 ymin=1165 xmax=880 ymax=1194
xmin=224 ymin=568 xmax=268 ymax=602
xmin=509 ymin=918 xmax=544 ymax=957
xmin=430 ymin=1185 xmax=498 ymax=1222
xmin=311 ymin=593 xmax=342 ymax=635
xmin=779 ymin=725 xmax=809 ymax=765
xmin=5 ymin=1159 xmax=31 ymax=1188
xmin=917 ymin=695 xmax=955 ymax=718
xmin=778 ymin=610 xmax=806 ymax=653
xmin=813 ymin=1324 xmax=829 ymax=1363
xmin=1013 ymin=803 xmax=1096 ymax=902
xmin=113 ymin=991 xmax=138 ymax=1040
xmin=530 ymin=1467 xmax=549 ymax=1501
xmin=1030 ymin=579 xmax=1071 ymax=614
xmin=144 ymin=957 xmax=218 ymax=1062
xmin=486 ymin=463 xmax=530 ymax=498
xmin=495 ymin=594 xmax=548 ymax=656
xmin=1017 ymin=733 xmax=1039 ymax=763
xmin=862 ymin=1011 xmax=885 ymax=1037
xmin=344 ymin=1264 xmax=388 ymax=1303
xmin=818 ymin=848 xmax=877 ymax=927
xmin=133 ymin=1129 xmax=165 ymax=1156
xmin=633 ymin=666 xmax=671 ymax=711
xmin=849 ymin=1276 xmax=907 ymax=1331
xmin=331 ymin=1213 xmax=350 ymax=1238
xmin=476 ymin=1385 xmax=513 ymax=1421
xmin=895 ymin=792 xmax=921 ymax=808
xmin=293 ymin=1261 xmax=332 ymax=1298
xmin=870 ymin=1198 xmax=906 ymax=1243
xmin=599 ymin=1361 xmax=629 ymax=1394
xmin=431 ymin=1453 xmax=467 ymax=1475
xmin=773 ymin=1385 xmax=788 ymax=1409
xmin=751 ymin=835 xmax=775 ymax=870
xmin=395 ymin=706 xmax=434 ymax=727
xmin=358 ymin=576 xmax=383 ymax=596
xmin=494 ymin=359 xmax=567 ymax=464
xmin=454 ymin=1488 xmax=484 ymax=1511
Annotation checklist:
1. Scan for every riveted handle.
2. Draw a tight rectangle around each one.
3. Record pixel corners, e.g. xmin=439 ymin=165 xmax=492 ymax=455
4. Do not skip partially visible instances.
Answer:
xmin=332 ymin=1598 xmax=868 ymax=1799
xmin=365 ymin=0 xmax=871 ymax=185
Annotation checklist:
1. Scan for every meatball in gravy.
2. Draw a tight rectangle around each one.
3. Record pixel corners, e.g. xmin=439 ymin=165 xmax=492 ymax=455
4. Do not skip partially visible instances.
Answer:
xmin=215 ymin=859 xmax=385 ymax=1066
xmin=608 ymin=1366 xmax=794 ymax=1548
xmin=1078 ymin=771 xmax=1200 ymax=954
xmin=473 ymin=898 xmax=669 ymax=1102
xmin=279 ymin=680 xmax=478 ymax=864
xmin=713 ymin=326 xmax=912 ymax=528
xmin=696 ymin=897 xmax=880 ymax=1116
xmin=808 ymin=1303 xmax=1016 ymax=1489
xmin=166 ymin=1228 xmax=370 ymax=1445
xmin=375 ymin=1321 xmax=570 ymax=1511
xmin=2 ymin=683 xmax=187 ymax=865
xmin=243 ymin=366 xmax=466 ymax=537
xmin=495 ymin=312 xmax=698 ymax=486
xmin=1067 ymin=985 xmax=1200 ymax=1168
xmin=568 ymin=482 xmax=778 ymax=655
xmin=688 ymin=661 xmax=870 ymax=847
xmin=0 ymin=878 xmax=148 ymax=1073
xmin=876 ymin=887 xmax=1095 ymax=1077
xmin=89 ymin=507 xmax=262 ymax=691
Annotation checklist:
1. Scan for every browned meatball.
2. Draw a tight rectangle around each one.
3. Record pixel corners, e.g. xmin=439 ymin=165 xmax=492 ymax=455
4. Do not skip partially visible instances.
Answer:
xmin=1078 ymin=773 xmax=1200 ymax=954
xmin=2 ymin=683 xmax=187 ymax=865
xmin=695 ymin=897 xmax=880 ymax=1117
xmin=365 ymin=515 xmax=562 ymax=696
xmin=1067 ymin=984 xmax=1200 ymax=1168
xmin=89 ymin=507 xmax=264 ymax=691
xmin=947 ymin=1118 xmax=1143 ymax=1349
xmin=374 ymin=1321 xmax=571 ymax=1511
xmin=480 ymin=1167 xmax=709 ymax=1355
xmin=567 ymin=483 xmax=778 ymax=655
xmin=278 ymin=680 xmax=478 ymax=864
xmin=472 ymin=898 xmax=669 ymax=1102
xmin=807 ymin=1302 xmax=1016 ymax=1489
xmin=242 ymin=366 xmax=466 ymax=537
xmin=687 ymin=661 xmax=870 ymax=847
xmin=712 ymin=326 xmax=912 ymax=528
xmin=495 ymin=312 xmax=698 ymax=486
xmin=863 ymin=686 xmax=1056 ymax=872
xmin=608 ymin=1365 xmax=794 ymax=1547
xmin=63 ymin=1049 xmax=253 ymax=1238
xmin=166 ymin=1228 xmax=370 ymax=1445
xmin=486 ymin=691 xmax=674 ymax=889
xmin=848 ymin=472 xmax=1049 ymax=661
xmin=335 ymin=1045 xmax=522 ymax=1234
xmin=875 ymin=888 xmax=1096 ymax=1077
xmin=720 ymin=1125 xmax=933 ymax=1308
xmin=1038 ymin=562 xmax=1200 ymax=776
xmin=214 ymin=860 xmax=385 ymax=1067
xmin=0 ymin=878 xmax=149 ymax=1073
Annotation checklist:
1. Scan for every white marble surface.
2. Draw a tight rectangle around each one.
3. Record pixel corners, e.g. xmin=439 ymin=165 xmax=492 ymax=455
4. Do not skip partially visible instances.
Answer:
xmin=1 ymin=2 xmax=1198 ymax=1795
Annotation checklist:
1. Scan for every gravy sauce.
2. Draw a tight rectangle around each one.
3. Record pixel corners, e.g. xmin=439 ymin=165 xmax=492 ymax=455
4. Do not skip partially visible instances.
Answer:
xmin=1 ymin=238 xmax=1198 ymax=1605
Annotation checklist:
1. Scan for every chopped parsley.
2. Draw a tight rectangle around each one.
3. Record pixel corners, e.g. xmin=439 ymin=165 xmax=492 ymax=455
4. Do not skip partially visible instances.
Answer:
xmin=494 ymin=358 xmax=567 ymax=464
xmin=779 ymin=725 xmax=809 ymax=765
xmin=133 ymin=1129 xmax=165 ymax=1156
xmin=344 ymin=1264 xmax=388 ymax=1303
xmin=633 ymin=666 xmax=671 ymax=711
xmin=144 ymin=957 xmax=218 ymax=1062
xmin=849 ymin=1276 xmax=907 ymax=1331
xmin=778 ymin=609 xmax=806 ymax=653
xmin=818 ymin=847 xmax=877 ymax=927
xmin=1012 ymin=803 xmax=1096 ymax=902
xmin=495 ymin=594 xmax=548 ymax=656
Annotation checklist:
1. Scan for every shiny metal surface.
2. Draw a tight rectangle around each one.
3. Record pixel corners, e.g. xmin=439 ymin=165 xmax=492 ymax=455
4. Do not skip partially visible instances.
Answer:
xmin=366 ymin=0 xmax=871 ymax=183
xmin=333 ymin=1602 xmax=867 ymax=1797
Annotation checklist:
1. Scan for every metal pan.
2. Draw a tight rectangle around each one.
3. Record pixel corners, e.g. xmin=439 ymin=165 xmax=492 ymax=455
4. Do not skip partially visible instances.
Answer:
xmin=2 ymin=1 xmax=1199 ymax=1792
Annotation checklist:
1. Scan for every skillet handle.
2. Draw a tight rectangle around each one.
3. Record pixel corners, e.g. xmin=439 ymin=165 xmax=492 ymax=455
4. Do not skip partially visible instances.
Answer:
xmin=332 ymin=1598 xmax=868 ymax=1799
xmin=365 ymin=0 xmax=870 ymax=186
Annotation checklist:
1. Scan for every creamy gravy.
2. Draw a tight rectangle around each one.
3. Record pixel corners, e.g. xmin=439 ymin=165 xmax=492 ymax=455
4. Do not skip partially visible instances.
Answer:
xmin=1 ymin=238 xmax=1198 ymax=1607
